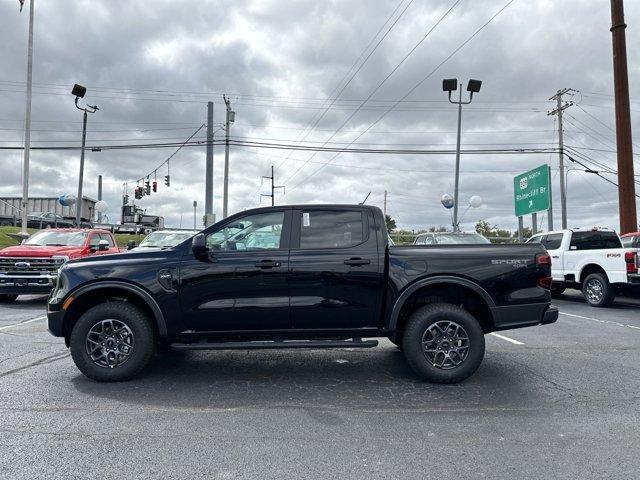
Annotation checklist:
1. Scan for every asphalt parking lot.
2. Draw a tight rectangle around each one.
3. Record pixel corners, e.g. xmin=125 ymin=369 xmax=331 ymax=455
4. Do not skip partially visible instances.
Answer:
xmin=1 ymin=292 xmax=639 ymax=480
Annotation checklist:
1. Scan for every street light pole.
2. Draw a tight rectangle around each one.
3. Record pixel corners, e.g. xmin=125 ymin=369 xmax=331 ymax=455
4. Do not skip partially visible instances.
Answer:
xmin=72 ymin=84 xmax=98 ymax=227
xmin=452 ymin=85 xmax=463 ymax=232
xmin=20 ymin=0 xmax=35 ymax=235
xmin=443 ymin=78 xmax=482 ymax=232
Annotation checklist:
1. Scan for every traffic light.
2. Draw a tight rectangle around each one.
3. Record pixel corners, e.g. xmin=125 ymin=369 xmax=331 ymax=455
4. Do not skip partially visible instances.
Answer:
xmin=145 ymin=180 xmax=151 ymax=196
xmin=134 ymin=188 xmax=140 ymax=200
xmin=164 ymin=175 xmax=170 ymax=187
xmin=152 ymin=181 xmax=157 ymax=192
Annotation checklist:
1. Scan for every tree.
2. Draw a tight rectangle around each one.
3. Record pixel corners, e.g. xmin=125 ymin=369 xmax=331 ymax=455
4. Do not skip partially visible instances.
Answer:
xmin=475 ymin=220 xmax=513 ymax=243
xmin=385 ymin=214 xmax=396 ymax=233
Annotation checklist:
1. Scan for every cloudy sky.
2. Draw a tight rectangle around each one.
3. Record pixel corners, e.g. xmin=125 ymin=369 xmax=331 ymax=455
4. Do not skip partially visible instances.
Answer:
xmin=1 ymin=0 xmax=639 ymax=232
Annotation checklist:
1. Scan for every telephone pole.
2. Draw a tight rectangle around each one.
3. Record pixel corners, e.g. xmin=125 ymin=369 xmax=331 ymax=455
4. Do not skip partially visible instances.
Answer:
xmin=610 ymin=0 xmax=637 ymax=234
xmin=260 ymin=166 xmax=285 ymax=206
xmin=204 ymin=101 xmax=215 ymax=226
xmin=222 ymin=95 xmax=235 ymax=218
xmin=548 ymin=88 xmax=575 ymax=229
xmin=383 ymin=190 xmax=387 ymax=216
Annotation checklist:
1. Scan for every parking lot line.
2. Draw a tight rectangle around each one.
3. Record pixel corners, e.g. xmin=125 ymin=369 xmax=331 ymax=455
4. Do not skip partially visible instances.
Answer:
xmin=0 ymin=315 xmax=47 ymax=331
xmin=489 ymin=332 xmax=524 ymax=345
xmin=559 ymin=312 xmax=639 ymax=331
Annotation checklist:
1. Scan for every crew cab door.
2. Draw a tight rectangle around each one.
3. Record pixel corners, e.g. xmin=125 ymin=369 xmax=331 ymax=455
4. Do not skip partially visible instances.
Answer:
xmin=178 ymin=209 xmax=291 ymax=331
xmin=288 ymin=208 xmax=384 ymax=330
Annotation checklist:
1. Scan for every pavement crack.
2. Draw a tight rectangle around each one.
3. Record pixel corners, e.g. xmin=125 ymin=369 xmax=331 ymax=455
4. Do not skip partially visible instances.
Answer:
xmin=0 ymin=352 xmax=70 ymax=379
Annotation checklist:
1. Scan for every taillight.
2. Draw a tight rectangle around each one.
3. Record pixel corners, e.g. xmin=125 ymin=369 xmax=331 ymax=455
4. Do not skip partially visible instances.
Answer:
xmin=536 ymin=253 xmax=551 ymax=266
xmin=536 ymin=253 xmax=552 ymax=289
xmin=625 ymin=251 xmax=638 ymax=274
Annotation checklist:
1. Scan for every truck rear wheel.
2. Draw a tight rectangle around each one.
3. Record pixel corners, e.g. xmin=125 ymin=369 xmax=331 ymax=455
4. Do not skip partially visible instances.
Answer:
xmin=550 ymin=284 xmax=566 ymax=298
xmin=402 ymin=304 xmax=485 ymax=384
xmin=582 ymin=273 xmax=615 ymax=307
xmin=0 ymin=294 xmax=18 ymax=303
xmin=70 ymin=302 xmax=156 ymax=382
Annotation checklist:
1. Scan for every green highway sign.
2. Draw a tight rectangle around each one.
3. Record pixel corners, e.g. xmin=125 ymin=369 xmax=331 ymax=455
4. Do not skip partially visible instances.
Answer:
xmin=513 ymin=164 xmax=550 ymax=217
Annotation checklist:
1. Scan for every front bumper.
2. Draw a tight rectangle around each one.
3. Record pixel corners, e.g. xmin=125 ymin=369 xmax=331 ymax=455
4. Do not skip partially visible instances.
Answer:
xmin=491 ymin=303 xmax=558 ymax=331
xmin=47 ymin=305 xmax=65 ymax=337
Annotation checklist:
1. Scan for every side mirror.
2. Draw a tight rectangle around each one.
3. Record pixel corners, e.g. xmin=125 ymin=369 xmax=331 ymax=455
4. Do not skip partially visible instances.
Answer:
xmin=126 ymin=240 xmax=137 ymax=250
xmin=98 ymin=239 xmax=110 ymax=251
xmin=191 ymin=233 xmax=209 ymax=261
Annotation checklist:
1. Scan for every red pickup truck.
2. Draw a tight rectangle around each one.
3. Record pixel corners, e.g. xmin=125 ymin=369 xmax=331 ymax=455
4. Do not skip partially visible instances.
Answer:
xmin=0 ymin=228 xmax=120 ymax=302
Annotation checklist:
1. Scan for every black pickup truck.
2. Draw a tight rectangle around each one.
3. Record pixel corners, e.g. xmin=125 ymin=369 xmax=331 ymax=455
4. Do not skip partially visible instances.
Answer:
xmin=47 ymin=205 xmax=558 ymax=383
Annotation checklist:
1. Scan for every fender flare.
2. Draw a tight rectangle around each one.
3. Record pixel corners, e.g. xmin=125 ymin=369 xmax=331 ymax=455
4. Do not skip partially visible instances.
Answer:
xmin=68 ymin=281 xmax=168 ymax=337
xmin=388 ymin=275 xmax=496 ymax=331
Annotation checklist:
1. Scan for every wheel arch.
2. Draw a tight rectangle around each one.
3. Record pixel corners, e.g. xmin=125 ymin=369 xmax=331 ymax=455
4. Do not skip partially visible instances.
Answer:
xmin=62 ymin=281 xmax=167 ymax=346
xmin=388 ymin=276 xmax=496 ymax=336
xmin=579 ymin=263 xmax=609 ymax=284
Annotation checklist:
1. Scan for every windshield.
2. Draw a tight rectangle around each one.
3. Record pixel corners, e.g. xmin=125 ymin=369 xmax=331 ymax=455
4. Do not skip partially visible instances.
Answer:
xmin=138 ymin=232 xmax=194 ymax=248
xmin=434 ymin=233 xmax=491 ymax=245
xmin=24 ymin=230 xmax=88 ymax=247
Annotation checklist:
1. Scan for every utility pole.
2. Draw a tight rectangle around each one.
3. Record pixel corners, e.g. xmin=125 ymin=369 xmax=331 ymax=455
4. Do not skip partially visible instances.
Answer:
xmin=204 ymin=101 xmax=215 ymax=226
xmin=548 ymin=88 xmax=575 ymax=229
xmin=260 ymin=166 xmax=285 ymax=206
xmin=610 ymin=0 xmax=637 ymax=234
xmin=97 ymin=175 xmax=103 ymax=223
xmin=383 ymin=190 xmax=388 ymax=216
xmin=222 ymin=95 xmax=235 ymax=218
xmin=193 ymin=201 xmax=197 ymax=229
xmin=20 ymin=0 xmax=35 ymax=236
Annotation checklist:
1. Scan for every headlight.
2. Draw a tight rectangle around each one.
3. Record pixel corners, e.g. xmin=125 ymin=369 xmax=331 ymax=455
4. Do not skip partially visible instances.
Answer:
xmin=52 ymin=255 xmax=69 ymax=265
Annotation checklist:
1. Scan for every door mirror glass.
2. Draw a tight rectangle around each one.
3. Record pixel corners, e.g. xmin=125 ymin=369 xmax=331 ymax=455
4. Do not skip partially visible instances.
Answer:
xmin=191 ymin=233 xmax=208 ymax=260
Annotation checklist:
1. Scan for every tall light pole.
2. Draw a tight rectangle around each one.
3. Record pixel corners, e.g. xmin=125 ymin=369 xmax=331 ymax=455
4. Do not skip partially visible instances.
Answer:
xmin=72 ymin=84 xmax=98 ymax=227
xmin=443 ymin=78 xmax=482 ymax=231
xmin=20 ymin=0 xmax=35 ymax=236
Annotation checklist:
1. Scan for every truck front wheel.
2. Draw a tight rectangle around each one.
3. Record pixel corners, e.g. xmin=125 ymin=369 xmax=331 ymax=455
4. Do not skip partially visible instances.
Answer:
xmin=402 ymin=304 xmax=485 ymax=384
xmin=69 ymin=302 xmax=156 ymax=382
xmin=582 ymin=273 xmax=615 ymax=307
xmin=0 ymin=294 xmax=18 ymax=303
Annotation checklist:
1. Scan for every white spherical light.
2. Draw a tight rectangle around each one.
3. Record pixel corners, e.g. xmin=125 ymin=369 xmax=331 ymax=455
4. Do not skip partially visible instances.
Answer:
xmin=469 ymin=195 xmax=482 ymax=208
xmin=95 ymin=200 xmax=108 ymax=213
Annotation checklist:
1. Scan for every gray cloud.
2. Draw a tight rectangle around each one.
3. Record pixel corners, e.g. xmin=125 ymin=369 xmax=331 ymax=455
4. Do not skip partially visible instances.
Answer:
xmin=1 ymin=0 xmax=638 ymax=232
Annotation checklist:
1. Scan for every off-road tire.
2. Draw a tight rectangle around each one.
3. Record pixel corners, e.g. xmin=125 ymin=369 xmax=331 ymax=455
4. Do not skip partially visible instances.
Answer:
xmin=550 ymin=284 xmax=566 ymax=298
xmin=402 ymin=303 xmax=485 ymax=384
xmin=0 ymin=294 xmax=18 ymax=303
xmin=70 ymin=302 xmax=156 ymax=382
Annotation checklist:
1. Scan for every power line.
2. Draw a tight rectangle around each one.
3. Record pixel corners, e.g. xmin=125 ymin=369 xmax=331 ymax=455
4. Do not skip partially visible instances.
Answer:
xmin=283 ymin=0 xmax=464 ymax=186
xmin=288 ymin=0 xmax=518 ymax=192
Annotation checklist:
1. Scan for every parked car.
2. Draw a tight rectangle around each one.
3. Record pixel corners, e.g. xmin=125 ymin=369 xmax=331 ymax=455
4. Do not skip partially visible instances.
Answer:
xmin=621 ymin=232 xmax=640 ymax=249
xmin=129 ymin=229 xmax=199 ymax=251
xmin=526 ymin=228 xmax=639 ymax=306
xmin=48 ymin=204 xmax=557 ymax=383
xmin=414 ymin=232 xmax=490 ymax=245
xmin=0 ymin=228 xmax=120 ymax=302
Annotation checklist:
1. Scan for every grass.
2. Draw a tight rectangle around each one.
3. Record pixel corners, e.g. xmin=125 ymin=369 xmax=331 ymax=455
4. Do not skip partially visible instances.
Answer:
xmin=0 ymin=226 xmax=146 ymax=249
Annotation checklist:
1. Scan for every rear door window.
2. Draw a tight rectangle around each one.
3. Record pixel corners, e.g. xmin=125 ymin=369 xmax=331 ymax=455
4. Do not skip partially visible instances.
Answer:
xmin=299 ymin=210 xmax=365 ymax=249
xmin=542 ymin=233 xmax=563 ymax=250
xmin=569 ymin=231 xmax=622 ymax=250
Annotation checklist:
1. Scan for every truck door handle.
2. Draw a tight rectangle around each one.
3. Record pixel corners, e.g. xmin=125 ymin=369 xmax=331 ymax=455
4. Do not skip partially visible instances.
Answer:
xmin=255 ymin=260 xmax=280 ymax=269
xmin=344 ymin=258 xmax=371 ymax=266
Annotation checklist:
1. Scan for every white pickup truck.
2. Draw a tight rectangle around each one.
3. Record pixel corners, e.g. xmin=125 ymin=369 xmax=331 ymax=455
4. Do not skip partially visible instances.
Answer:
xmin=526 ymin=228 xmax=639 ymax=307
